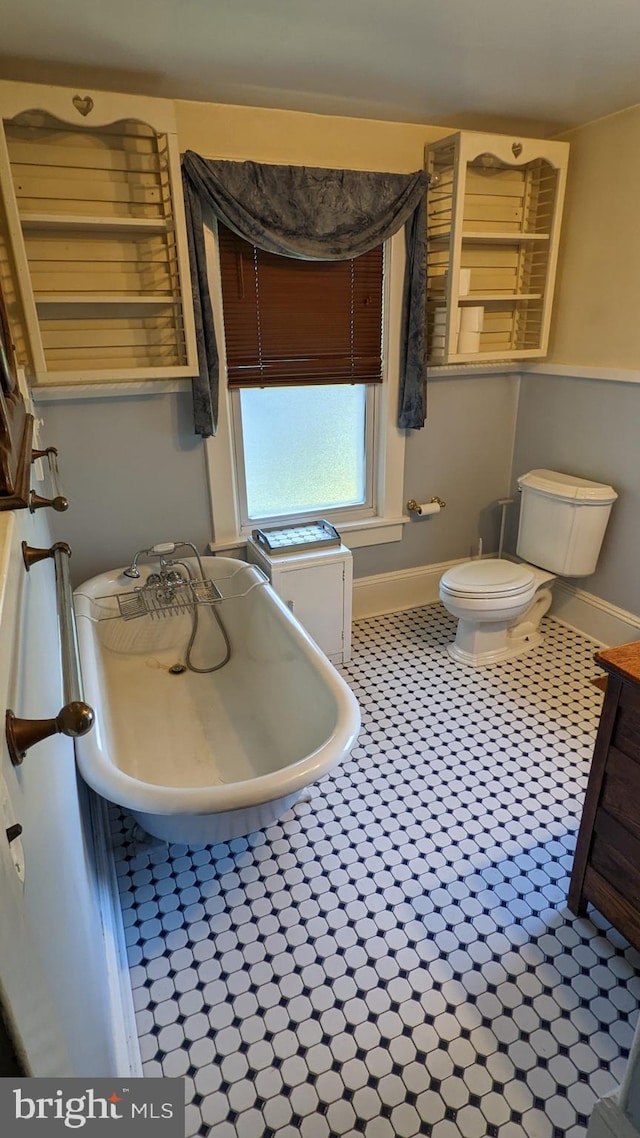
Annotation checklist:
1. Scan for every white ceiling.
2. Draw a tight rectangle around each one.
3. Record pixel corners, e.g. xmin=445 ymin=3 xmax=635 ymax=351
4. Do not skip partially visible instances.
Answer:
xmin=1 ymin=0 xmax=640 ymax=133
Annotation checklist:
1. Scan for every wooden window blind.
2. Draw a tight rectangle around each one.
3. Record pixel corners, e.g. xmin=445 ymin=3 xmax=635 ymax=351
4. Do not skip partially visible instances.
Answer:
xmin=217 ymin=224 xmax=383 ymax=388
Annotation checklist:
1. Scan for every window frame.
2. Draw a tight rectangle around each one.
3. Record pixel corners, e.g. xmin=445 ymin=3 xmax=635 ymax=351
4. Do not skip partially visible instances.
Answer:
xmin=231 ymin=382 xmax=377 ymax=529
xmin=204 ymin=217 xmax=408 ymax=552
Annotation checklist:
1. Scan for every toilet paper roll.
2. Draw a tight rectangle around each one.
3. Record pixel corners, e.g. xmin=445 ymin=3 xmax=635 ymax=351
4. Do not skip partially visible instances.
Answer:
xmin=412 ymin=501 xmax=441 ymax=517
xmin=457 ymin=329 xmax=481 ymax=354
xmin=459 ymin=305 xmax=484 ymax=332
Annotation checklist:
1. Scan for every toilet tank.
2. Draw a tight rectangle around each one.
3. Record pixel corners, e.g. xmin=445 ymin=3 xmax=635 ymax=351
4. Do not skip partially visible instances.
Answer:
xmin=516 ymin=469 xmax=617 ymax=577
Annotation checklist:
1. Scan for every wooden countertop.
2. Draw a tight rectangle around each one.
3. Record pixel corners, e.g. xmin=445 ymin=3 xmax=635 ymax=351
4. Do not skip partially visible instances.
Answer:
xmin=595 ymin=640 xmax=640 ymax=684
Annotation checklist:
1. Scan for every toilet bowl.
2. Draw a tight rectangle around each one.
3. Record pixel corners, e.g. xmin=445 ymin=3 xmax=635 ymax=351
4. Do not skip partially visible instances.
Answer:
xmin=439 ymin=558 xmax=555 ymax=667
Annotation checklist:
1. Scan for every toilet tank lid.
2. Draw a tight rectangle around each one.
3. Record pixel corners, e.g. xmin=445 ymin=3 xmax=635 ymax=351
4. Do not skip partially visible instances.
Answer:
xmin=517 ymin=469 xmax=618 ymax=503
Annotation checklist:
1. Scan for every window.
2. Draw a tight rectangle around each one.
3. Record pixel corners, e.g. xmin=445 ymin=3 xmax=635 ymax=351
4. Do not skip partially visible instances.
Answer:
xmin=205 ymin=222 xmax=407 ymax=550
xmin=215 ymin=224 xmax=382 ymax=526
xmin=234 ymin=384 xmax=372 ymax=523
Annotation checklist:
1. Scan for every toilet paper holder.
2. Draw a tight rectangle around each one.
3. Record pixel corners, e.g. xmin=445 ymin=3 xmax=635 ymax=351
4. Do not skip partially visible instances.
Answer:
xmin=406 ymin=496 xmax=447 ymax=516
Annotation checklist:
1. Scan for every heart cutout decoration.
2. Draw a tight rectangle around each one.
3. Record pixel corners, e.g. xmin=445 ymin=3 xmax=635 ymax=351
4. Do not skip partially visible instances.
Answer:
xmin=72 ymin=94 xmax=94 ymax=117
xmin=512 ymin=141 xmax=523 ymax=159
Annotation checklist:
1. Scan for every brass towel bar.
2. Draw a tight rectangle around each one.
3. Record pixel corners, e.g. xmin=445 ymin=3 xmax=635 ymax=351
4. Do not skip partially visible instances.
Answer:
xmin=30 ymin=446 xmax=68 ymax=513
xmin=6 ymin=541 xmax=94 ymax=766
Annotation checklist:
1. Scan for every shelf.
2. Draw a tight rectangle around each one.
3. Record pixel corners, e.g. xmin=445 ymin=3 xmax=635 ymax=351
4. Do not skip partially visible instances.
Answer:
xmin=457 ymin=293 xmax=542 ymax=303
xmin=0 ymin=88 xmax=198 ymax=385
xmin=430 ymin=231 xmax=550 ymax=244
xmin=34 ymin=294 xmax=181 ymax=306
xmin=21 ymin=212 xmax=171 ymax=233
xmin=33 ymin=366 xmax=196 ymax=386
xmin=425 ymin=130 xmax=569 ymax=365
xmin=463 ymin=231 xmax=550 ymax=243
xmin=444 ymin=348 xmax=547 ymax=364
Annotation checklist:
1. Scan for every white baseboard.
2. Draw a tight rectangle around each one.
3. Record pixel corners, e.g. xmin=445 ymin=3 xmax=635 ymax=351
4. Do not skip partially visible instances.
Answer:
xmin=551 ymin=582 xmax=640 ymax=647
xmin=89 ymin=792 xmax=142 ymax=1077
xmin=352 ymin=559 xmax=460 ymax=619
xmin=353 ymin=561 xmax=640 ymax=649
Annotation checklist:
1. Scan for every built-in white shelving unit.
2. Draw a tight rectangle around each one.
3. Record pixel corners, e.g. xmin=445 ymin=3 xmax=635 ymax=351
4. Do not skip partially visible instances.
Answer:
xmin=0 ymin=81 xmax=197 ymax=385
xmin=426 ymin=130 xmax=569 ymax=365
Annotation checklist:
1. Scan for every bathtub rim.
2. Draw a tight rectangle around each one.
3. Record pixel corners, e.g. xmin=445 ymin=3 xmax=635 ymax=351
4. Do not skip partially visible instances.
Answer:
xmin=73 ymin=557 xmax=361 ymax=816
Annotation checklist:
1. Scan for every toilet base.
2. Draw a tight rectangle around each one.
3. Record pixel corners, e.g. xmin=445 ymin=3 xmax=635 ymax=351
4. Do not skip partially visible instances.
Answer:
xmin=446 ymin=630 xmax=544 ymax=668
xmin=445 ymin=585 xmax=553 ymax=668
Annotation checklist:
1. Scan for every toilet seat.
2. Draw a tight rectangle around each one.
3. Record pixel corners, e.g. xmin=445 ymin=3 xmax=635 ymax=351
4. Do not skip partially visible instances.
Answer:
xmin=440 ymin=559 xmax=536 ymax=600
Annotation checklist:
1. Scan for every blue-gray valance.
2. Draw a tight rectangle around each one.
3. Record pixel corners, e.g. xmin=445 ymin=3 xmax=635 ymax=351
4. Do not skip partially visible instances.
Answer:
xmin=181 ymin=152 xmax=429 ymax=436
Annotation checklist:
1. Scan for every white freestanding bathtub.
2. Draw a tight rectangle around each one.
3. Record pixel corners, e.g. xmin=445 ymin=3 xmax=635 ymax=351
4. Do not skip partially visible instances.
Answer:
xmin=73 ymin=557 xmax=360 ymax=844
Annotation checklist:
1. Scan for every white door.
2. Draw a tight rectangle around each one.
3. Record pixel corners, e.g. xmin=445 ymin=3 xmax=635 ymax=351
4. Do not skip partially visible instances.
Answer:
xmin=0 ymin=767 xmax=73 ymax=1075
xmin=0 ymin=508 xmax=119 ymax=1075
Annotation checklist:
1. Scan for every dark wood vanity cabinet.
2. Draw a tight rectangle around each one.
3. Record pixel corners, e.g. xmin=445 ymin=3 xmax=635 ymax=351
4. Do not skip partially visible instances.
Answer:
xmin=569 ymin=642 xmax=640 ymax=949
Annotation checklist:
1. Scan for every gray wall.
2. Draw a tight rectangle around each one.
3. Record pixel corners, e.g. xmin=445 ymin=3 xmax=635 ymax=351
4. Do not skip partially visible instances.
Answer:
xmin=510 ymin=373 xmax=640 ymax=617
xmin=354 ymin=372 xmax=520 ymax=576
xmin=39 ymin=373 xmax=520 ymax=587
xmin=40 ymin=390 xmax=212 ymax=586
xmin=38 ymin=371 xmax=638 ymax=617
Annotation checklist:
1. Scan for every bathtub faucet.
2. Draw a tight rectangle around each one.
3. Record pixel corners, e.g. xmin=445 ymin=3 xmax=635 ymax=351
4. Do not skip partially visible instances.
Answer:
xmin=122 ymin=541 xmax=205 ymax=581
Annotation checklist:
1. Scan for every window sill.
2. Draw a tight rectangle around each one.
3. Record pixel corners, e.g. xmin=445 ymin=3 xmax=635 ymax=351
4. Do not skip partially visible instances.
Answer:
xmin=330 ymin=515 xmax=407 ymax=548
xmin=207 ymin=514 xmax=408 ymax=555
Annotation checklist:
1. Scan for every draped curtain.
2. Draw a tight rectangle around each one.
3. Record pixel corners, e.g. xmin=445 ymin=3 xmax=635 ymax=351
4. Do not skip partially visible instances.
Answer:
xmin=181 ymin=151 xmax=429 ymax=437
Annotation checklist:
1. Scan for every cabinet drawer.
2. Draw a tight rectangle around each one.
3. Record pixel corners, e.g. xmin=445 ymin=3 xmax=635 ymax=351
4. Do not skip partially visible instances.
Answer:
xmin=601 ymin=746 xmax=640 ymax=843
xmin=591 ymin=809 xmax=640 ymax=910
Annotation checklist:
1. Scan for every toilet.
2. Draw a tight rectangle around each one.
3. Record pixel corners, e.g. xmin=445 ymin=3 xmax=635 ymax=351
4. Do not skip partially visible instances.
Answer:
xmin=439 ymin=469 xmax=618 ymax=667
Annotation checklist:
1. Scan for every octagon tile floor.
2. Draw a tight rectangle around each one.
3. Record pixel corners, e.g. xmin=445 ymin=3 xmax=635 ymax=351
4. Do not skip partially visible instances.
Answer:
xmin=109 ymin=605 xmax=640 ymax=1138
